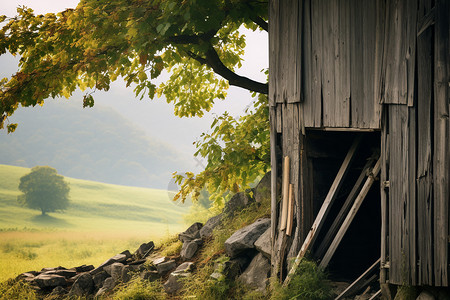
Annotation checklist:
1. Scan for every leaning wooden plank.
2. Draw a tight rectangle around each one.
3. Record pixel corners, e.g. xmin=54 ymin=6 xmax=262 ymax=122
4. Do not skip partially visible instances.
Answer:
xmin=283 ymin=135 xmax=362 ymax=286
xmin=320 ymin=157 xmax=381 ymax=268
xmin=335 ymin=258 xmax=381 ymax=300
xmin=368 ymin=290 xmax=381 ymax=300
xmin=315 ymin=155 xmax=377 ymax=259
xmin=286 ymin=184 xmax=294 ymax=236
xmin=280 ymin=156 xmax=290 ymax=231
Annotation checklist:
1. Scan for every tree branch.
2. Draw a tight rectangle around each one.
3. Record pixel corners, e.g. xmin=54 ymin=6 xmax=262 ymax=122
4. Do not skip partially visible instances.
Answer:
xmin=189 ymin=46 xmax=268 ymax=94
xmin=250 ymin=16 xmax=268 ymax=31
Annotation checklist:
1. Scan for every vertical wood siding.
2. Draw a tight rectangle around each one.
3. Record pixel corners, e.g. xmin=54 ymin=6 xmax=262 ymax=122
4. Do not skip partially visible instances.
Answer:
xmin=433 ymin=0 xmax=449 ymax=287
xmin=269 ymin=0 xmax=449 ymax=286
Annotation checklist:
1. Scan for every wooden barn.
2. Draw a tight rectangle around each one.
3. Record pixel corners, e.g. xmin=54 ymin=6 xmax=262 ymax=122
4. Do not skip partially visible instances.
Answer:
xmin=268 ymin=0 xmax=449 ymax=298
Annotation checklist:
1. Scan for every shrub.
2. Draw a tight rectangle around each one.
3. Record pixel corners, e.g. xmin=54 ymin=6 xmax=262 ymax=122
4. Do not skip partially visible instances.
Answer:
xmin=271 ymin=260 xmax=332 ymax=300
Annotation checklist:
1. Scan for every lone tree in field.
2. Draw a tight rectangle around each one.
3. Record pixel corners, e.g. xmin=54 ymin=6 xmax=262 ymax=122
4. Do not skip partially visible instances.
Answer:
xmin=1 ymin=0 xmax=270 ymax=207
xmin=18 ymin=166 xmax=70 ymax=215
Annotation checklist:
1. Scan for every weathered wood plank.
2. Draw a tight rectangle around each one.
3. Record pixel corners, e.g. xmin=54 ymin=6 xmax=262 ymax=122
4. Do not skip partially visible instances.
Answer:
xmin=350 ymin=0 xmax=364 ymax=126
xmin=309 ymin=0 xmax=323 ymax=127
xmin=388 ymin=104 xmax=406 ymax=284
xmin=407 ymin=105 xmax=417 ymax=286
xmin=335 ymin=258 xmax=381 ymax=300
xmin=335 ymin=0 xmax=351 ymax=127
xmin=280 ymin=156 xmax=290 ymax=231
xmin=382 ymin=0 xmax=417 ymax=105
xmin=380 ymin=106 xmax=389 ymax=284
xmin=270 ymin=105 xmax=278 ymax=251
xmin=321 ymin=0 xmax=337 ymax=127
xmin=433 ymin=0 xmax=449 ymax=286
xmin=388 ymin=104 xmax=416 ymax=285
xmin=268 ymin=0 xmax=279 ymax=107
xmin=320 ymin=158 xmax=381 ymax=268
xmin=301 ymin=0 xmax=317 ymax=128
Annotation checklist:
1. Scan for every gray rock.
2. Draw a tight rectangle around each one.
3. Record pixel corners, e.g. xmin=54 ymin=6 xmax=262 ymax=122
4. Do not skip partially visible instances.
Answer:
xmin=254 ymin=172 xmax=271 ymax=203
xmin=18 ymin=272 xmax=36 ymax=283
xmin=93 ymin=271 xmax=110 ymax=289
xmin=44 ymin=269 xmax=77 ymax=279
xmin=152 ymin=257 xmax=168 ymax=266
xmin=156 ymin=260 xmax=176 ymax=275
xmin=135 ymin=241 xmax=155 ymax=259
xmin=90 ymin=252 xmax=128 ymax=275
xmin=163 ymin=262 xmax=195 ymax=294
xmin=75 ymin=264 xmax=94 ymax=272
xmin=49 ymin=286 xmax=67 ymax=296
xmin=179 ymin=222 xmax=203 ymax=243
xmin=254 ymin=227 xmax=271 ymax=259
xmin=121 ymin=265 xmax=133 ymax=283
xmin=181 ymin=241 xmax=199 ymax=260
xmin=104 ymin=262 xmax=125 ymax=282
xmin=223 ymin=256 xmax=252 ymax=279
xmin=175 ymin=262 xmax=194 ymax=272
xmin=224 ymin=218 xmax=271 ymax=257
xmin=238 ymin=253 xmax=270 ymax=293
xmin=33 ymin=274 xmax=67 ymax=288
xmin=68 ymin=273 xmax=94 ymax=297
xmin=140 ymin=270 xmax=159 ymax=281
xmin=224 ymin=191 xmax=255 ymax=215
xmin=200 ymin=214 xmax=223 ymax=239
xmin=95 ymin=277 xmax=115 ymax=298
xmin=416 ymin=291 xmax=435 ymax=300
xmin=41 ymin=266 xmax=66 ymax=272
xmin=163 ymin=273 xmax=186 ymax=294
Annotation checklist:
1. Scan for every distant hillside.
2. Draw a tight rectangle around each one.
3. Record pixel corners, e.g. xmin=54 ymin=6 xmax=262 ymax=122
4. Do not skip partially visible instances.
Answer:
xmin=0 ymin=164 xmax=190 ymax=233
xmin=0 ymin=100 xmax=190 ymax=189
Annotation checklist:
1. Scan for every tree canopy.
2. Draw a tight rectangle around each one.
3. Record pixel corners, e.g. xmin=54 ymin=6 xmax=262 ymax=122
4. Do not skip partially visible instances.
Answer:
xmin=1 ymin=0 xmax=269 ymax=206
xmin=18 ymin=166 xmax=70 ymax=215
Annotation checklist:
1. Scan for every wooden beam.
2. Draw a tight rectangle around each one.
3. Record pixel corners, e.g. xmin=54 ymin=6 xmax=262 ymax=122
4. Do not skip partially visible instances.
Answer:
xmin=270 ymin=106 xmax=278 ymax=250
xmin=335 ymin=258 xmax=381 ymax=300
xmin=283 ymin=135 xmax=362 ymax=286
xmin=320 ymin=158 xmax=381 ymax=268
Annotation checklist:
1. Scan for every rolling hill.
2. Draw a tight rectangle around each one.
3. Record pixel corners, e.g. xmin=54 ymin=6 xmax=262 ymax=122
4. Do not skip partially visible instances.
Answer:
xmin=0 ymin=164 xmax=190 ymax=234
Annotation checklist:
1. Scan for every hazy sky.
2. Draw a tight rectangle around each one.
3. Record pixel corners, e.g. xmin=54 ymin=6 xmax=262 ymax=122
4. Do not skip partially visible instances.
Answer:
xmin=0 ymin=1 xmax=268 ymax=173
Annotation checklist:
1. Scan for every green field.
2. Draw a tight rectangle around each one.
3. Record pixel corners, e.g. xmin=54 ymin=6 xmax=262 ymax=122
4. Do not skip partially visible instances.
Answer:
xmin=0 ymin=164 xmax=190 ymax=281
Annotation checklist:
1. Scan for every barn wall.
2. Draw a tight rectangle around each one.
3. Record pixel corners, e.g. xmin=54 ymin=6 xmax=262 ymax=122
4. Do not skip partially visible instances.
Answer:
xmin=269 ymin=0 xmax=449 ymax=287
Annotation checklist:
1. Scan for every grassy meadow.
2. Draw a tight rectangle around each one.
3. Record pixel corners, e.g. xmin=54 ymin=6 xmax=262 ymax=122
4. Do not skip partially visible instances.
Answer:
xmin=0 ymin=164 xmax=190 ymax=282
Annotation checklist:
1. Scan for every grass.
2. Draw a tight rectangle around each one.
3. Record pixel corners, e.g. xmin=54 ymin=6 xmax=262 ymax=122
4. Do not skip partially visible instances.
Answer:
xmin=0 ymin=164 xmax=190 ymax=282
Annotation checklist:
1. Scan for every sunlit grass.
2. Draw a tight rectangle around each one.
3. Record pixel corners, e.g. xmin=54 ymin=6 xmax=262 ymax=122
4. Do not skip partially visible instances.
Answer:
xmin=0 ymin=164 xmax=191 ymax=282
xmin=0 ymin=231 xmax=159 ymax=282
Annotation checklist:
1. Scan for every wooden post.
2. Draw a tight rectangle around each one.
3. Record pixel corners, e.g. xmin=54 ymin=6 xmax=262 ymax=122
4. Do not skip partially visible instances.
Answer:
xmin=270 ymin=106 xmax=278 ymax=250
xmin=286 ymin=184 xmax=294 ymax=236
xmin=280 ymin=156 xmax=290 ymax=231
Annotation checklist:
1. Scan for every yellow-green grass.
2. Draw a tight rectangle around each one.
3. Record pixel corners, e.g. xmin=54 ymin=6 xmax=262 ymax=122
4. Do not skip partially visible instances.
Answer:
xmin=0 ymin=164 xmax=190 ymax=281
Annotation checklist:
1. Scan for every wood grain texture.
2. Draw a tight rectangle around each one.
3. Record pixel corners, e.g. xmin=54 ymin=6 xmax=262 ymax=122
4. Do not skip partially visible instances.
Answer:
xmin=433 ymin=0 xmax=449 ymax=286
xmin=416 ymin=0 xmax=433 ymax=285
xmin=381 ymin=0 xmax=417 ymax=105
